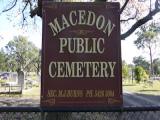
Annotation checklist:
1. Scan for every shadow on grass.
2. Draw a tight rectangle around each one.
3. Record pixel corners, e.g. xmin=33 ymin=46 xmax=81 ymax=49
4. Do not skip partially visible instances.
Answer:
xmin=139 ymin=90 xmax=160 ymax=92
xmin=123 ymin=84 xmax=136 ymax=86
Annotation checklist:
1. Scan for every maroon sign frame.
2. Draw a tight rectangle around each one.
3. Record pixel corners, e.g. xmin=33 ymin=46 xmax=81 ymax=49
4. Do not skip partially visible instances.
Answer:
xmin=41 ymin=2 xmax=122 ymax=110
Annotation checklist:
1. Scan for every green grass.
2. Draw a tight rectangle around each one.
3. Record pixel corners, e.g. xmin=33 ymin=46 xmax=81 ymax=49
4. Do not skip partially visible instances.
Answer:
xmin=22 ymin=87 xmax=40 ymax=98
xmin=0 ymin=86 xmax=40 ymax=98
xmin=123 ymin=79 xmax=160 ymax=95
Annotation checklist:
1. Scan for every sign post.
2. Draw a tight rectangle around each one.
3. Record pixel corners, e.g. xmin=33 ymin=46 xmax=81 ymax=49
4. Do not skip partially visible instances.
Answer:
xmin=41 ymin=2 xmax=122 ymax=111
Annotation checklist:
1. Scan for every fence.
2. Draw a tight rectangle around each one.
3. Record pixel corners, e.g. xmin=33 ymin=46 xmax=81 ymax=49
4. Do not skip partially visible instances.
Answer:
xmin=0 ymin=85 xmax=22 ymax=95
xmin=0 ymin=106 xmax=160 ymax=120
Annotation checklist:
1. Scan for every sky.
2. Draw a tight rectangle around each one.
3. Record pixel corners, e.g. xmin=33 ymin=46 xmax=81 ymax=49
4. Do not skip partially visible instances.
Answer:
xmin=0 ymin=1 xmax=159 ymax=64
xmin=0 ymin=15 xmax=42 ymax=49
xmin=0 ymin=1 xmax=42 ymax=49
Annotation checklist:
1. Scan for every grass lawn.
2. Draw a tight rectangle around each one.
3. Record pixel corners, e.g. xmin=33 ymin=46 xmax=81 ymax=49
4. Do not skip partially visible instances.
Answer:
xmin=22 ymin=86 xmax=40 ymax=98
xmin=123 ymin=79 xmax=160 ymax=95
xmin=0 ymin=86 xmax=40 ymax=98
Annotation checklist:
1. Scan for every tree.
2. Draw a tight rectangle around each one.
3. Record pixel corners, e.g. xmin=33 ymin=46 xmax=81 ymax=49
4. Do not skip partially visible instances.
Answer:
xmin=153 ymin=58 xmax=160 ymax=75
xmin=133 ymin=56 xmax=150 ymax=73
xmin=122 ymin=60 xmax=129 ymax=79
xmin=134 ymin=23 xmax=159 ymax=76
xmin=1 ymin=0 xmax=160 ymax=39
xmin=134 ymin=66 xmax=149 ymax=83
xmin=4 ymin=35 xmax=40 ymax=74
xmin=0 ymin=49 xmax=8 ymax=71
xmin=31 ymin=50 xmax=41 ymax=75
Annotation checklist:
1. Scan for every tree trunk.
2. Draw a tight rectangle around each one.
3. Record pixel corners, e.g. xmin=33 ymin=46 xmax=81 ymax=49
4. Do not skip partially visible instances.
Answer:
xmin=149 ymin=46 xmax=153 ymax=76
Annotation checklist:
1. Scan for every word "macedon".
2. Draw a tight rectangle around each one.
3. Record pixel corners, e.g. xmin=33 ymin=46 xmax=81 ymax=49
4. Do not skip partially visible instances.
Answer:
xmin=48 ymin=10 xmax=116 ymax=37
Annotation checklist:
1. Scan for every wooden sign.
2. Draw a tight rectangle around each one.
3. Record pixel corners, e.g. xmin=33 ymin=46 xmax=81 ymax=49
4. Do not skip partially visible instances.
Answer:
xmin=41 ymin=2 xmax=122 ymax=110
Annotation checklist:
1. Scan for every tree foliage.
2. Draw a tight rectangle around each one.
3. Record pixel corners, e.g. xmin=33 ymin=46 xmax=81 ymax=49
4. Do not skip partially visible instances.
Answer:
xmin=134 ymin=23 xmax=160 ymax=75
xmin=134 ymin=66 xmax=149 ymax=83
xmin=153 ymin=58 xmax=160 ymax=75
xmin=0 ymin=50 xmax=8 ymax=71
xmin=133 ymin=56 xmax=150 ymax=73
xmin=134 ymin=23 xmax=159 ymax=49
xmin=122 ymin=60 xmax=130 ymax=79
xmin=3 ymin=35 xmax=40 ymax=74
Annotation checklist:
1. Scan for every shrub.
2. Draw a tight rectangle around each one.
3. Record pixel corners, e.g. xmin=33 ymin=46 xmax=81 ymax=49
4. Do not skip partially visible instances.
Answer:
xmin=134 ymin=66 xmax=149 ymax=83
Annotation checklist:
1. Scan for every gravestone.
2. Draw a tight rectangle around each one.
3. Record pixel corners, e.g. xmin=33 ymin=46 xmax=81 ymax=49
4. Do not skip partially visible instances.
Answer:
xmin=18 ymin=71 xmax=24 ymax=89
